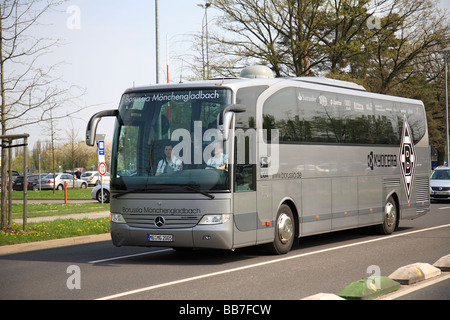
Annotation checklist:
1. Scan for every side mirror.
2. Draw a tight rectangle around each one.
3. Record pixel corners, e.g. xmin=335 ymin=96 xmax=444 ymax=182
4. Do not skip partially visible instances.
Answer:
xmin=217 ymin=104 xmax=246 ymax=140
xmin=86 ymin=109 xmax=118 ymax=146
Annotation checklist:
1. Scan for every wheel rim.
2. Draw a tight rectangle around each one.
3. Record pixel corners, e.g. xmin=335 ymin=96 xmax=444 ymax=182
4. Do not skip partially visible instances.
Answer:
xmin=98 ymin=191 xmax=109 ymax=202
xmin=385 ymin=202 xmax=396 ymax=228
xmin=277 ymin=213 xmax=293 ymax=244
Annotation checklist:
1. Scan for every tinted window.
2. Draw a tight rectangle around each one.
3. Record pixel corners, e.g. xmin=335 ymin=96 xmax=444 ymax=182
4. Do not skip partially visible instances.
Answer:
xmin=234 ymin=86 xmax=267 ymax=191
xmin=263 ymin=87 xmax=426 ymax=145
xmin=263 ymin=87 xmax=301 ymax=142
xmin=235 ymin=86 xmax=267 ymax=129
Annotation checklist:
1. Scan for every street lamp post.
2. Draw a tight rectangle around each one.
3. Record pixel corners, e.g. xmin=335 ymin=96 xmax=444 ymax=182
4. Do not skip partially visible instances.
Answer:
xmin=198 ymin=2 xmax=212 ymax=80
xmin=155 ymin=0 xmax=160 ymax=84
xmin=444 ymin=47 xmax=450 ymax=166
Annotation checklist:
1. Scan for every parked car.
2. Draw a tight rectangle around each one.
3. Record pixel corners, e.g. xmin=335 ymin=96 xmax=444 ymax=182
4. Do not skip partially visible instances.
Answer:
xmin=0 ymin=171 xmax=20 ymax=190
xmin=91 ymin=183 xmax=110 ymax=203
xmin=13 ymin=174 xmax=40 ymax=191
xmin=81 ymin=171 xmax=110 ymax=186
xmin=430 ymin=166 xmax=450 ymax=201
xmin=39 ymin=173 xmax=88 ymax=190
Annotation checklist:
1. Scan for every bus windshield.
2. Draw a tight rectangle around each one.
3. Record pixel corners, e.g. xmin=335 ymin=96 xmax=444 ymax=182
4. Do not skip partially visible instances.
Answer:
xmin=111 ymin=88 xmax=233 ymax=195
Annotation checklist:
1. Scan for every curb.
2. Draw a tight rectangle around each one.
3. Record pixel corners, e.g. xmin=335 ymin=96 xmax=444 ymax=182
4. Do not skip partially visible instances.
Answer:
xmin=301 ymin=293 xmax=345 ymax=300
xmin=0 ymin=233 xmax=111 ymax=256
xmin=433 ymin=254 xmax=450 ymax=271
xmin=337 ymin=276 xmax=400 ymax=300
xmin=388 ymin=262 xmax=441 ymax=285
xmin=302 ymin=254 xmax=450 ymax=300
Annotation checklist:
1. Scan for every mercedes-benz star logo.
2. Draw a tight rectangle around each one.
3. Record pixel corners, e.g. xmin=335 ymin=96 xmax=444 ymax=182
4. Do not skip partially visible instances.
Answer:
xmin=154 ymin=216 xmax=165 ymax=227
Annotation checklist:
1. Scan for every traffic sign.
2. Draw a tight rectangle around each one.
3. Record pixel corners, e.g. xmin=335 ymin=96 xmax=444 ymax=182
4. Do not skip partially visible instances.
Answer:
xmin=98 ymin=140 xmax=105 ymax=156
xmin=97 ymin=140 xmax=105 ymax=164
xmin=98 ymin=162 xmax=107 ymax=176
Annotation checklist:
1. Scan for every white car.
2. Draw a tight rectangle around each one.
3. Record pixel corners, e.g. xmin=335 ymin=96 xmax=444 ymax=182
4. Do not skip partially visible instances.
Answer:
xmin=39 ymin=173 xmax=88 ymax=190
xmin=430 ymin=166 xmax=450 ymax=201
xmin=81 ymin=171 xmax=111 ymax=186
xmin=91 ymin=183 xmax=110 ymax=203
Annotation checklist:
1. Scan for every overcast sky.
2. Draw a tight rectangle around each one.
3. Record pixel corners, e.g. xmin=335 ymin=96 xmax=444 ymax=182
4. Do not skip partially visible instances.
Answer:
xmin=10 ymin=0 xmax=450 ymax=152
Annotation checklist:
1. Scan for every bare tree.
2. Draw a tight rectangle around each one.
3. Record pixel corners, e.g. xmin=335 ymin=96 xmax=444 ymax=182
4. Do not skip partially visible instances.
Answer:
xmin=211 ymin=0 xmax=448 ymax=83
xmin=48 ymin=110 xmax=58 ymax=193
xmin=65 ymin=119 xmax=79 ymax=187
xmin=365 ymin=0 xmax=449 ymax=93
xmin=211 ymin=0 xmax=289 ymax=76
xmin=0 ymin=0 xmax=86 ymax=229
xmin=211 ymin=0 xmax=377 ymax=77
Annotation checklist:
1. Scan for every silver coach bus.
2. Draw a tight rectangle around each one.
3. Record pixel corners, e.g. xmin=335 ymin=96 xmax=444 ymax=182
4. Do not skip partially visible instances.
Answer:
xmin=86 ymin=66 xmax=430 ymax=254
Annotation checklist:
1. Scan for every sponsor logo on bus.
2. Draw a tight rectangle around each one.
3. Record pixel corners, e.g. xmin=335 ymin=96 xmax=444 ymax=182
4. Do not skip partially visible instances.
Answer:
xmin=399 ymin=116 xmax=416 ymax=203
xmin=124 ymin=90 xmax=221 ymax=104
xmin=367 ymin=152 xmax=397 ymax=170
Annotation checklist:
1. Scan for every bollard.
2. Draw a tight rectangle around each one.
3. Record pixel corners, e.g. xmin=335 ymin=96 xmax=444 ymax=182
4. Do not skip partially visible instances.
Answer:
xmin=64 ymin=181 xmax=68 ymax=204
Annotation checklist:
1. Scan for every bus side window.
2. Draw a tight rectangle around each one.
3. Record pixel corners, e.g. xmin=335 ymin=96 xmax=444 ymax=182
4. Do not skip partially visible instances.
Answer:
xmin=234 ymin=135 xmax=255 ymax=191
xmin=234 ymin=86 xmax=266 ymax=191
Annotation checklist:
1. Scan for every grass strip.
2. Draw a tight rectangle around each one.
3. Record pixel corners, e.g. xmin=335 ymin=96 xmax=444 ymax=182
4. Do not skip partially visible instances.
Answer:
xmin=9 ymin=188 xmax=93 ymax=199
xmin=0 ymin=217 xmax=110 ymax=246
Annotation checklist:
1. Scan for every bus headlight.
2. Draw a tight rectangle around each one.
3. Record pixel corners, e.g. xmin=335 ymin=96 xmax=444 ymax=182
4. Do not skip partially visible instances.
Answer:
xmin=111 ymin=213 xmax=127 ymax=224
xmin=198 ymin=214 xmax=231 ymax=225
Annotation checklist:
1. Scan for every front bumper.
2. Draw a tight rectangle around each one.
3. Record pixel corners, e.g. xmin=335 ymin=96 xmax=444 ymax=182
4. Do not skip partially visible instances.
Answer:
xmin=430 ymin=190 xmax=450 ymax=200
xmin=110 ymin=218 xmax=234 ymax=250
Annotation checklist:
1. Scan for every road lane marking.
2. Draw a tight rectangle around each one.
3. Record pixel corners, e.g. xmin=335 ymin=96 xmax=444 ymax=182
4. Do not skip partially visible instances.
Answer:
xmin=438 ymin=207 xmax=450 ymax=210
xmin=96 ymin=224 xmax=450 ymax=300
xmin=88 ymin=249 xmax=172 ymax=264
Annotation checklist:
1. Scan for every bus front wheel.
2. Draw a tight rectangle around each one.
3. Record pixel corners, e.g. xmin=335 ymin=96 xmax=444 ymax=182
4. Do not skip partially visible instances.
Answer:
xmin=267 ymin=204 xmax=295 ymax=255
xmin=375 ymin=196 xmax=398 ymax=235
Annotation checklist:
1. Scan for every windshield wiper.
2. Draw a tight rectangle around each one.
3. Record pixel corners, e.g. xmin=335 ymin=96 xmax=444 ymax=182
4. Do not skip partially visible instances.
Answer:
xmin=182 ymin=185 xmax=215 ymax=199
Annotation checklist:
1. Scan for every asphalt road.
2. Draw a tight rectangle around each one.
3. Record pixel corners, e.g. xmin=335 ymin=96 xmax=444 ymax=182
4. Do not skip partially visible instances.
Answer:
xmin=0 ymin=202 xmax=448 ymax=302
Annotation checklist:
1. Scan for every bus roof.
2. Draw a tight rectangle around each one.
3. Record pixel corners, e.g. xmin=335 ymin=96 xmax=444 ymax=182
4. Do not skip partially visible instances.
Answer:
xmin=293 ymin=77 xmax=367 ymax=91
xmin=125 ymin=75 xmax=422 ymax=105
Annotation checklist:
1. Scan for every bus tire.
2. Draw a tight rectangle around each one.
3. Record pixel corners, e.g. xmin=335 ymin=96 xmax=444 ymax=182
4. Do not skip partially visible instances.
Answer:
xmin=267 ymin=204 xmax=295 ymax=255
xmin=375 ymin=196 xmax=398 ymax=235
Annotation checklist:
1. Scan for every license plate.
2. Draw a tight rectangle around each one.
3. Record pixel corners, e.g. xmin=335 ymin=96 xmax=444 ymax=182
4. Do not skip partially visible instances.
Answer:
xmin=147 ymin=234 xmax=173 ymax=242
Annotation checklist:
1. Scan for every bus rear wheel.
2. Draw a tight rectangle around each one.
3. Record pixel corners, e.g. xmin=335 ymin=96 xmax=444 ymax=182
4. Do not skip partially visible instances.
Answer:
xmin=267 ymin=204 xmax=295 ymax=255
xmin=375 ymin=196 xmax=398 ymax=235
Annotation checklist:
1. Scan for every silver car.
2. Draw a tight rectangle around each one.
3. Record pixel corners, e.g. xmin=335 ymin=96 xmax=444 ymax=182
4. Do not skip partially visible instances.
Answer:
xmin=39 ymin=173 xmax=88 ymax=190
xmin=430 ymin=166 xmax=450 ymax=201
xmin=81 ymin=171 xmax=111 ymax=186
xmin=91 ymin=183 xmax=110 ymax=203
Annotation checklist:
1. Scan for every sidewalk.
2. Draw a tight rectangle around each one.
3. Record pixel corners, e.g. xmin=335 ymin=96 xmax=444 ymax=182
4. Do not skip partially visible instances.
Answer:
xmin=1 ymin=211 xmax=111 ymax=256
xmin=12 ymin=211 xmax=110 ymax=224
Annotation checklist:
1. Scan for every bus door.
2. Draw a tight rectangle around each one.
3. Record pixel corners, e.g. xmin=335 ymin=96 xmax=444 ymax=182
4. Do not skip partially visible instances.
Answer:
xmin=233 ymin=131 xmax=258 ymax=248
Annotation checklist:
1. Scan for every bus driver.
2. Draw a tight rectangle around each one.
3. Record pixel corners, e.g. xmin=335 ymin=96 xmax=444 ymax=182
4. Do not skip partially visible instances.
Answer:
xmin=155 ymin=144 xmax=183 ymax=175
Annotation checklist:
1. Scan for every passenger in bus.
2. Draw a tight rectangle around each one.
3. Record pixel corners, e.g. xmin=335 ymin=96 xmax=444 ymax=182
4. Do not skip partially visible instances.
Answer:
xmin=206 ymin=141 xmax=228 ymax=170
xmin=155 ymin=144 xmax=183 ymax=175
